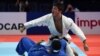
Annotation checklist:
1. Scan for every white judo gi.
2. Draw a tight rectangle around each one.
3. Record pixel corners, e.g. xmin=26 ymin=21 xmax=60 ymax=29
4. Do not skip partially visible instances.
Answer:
xmin=24 ymin=13 xmax=86 ymax=56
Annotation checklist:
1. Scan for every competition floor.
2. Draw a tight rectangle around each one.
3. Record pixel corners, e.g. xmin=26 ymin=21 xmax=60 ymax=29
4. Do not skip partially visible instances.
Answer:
xmin=0 ymin=35 xmax=100 ymax=56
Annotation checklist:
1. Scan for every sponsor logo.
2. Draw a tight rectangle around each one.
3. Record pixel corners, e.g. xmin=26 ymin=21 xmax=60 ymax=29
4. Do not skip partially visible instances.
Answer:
xmin=0 ymin=23 xmax=24 ymax=30
xmin=76 ymin=17 xmax=100 ymax=29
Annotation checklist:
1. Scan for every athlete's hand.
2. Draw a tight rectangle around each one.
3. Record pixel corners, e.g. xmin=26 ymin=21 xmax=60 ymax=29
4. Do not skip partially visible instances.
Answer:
xmin=84 ymin=44 xmax=89 ymax=51
xmin=83 ymin=40 xmax=89 ymax=51
xmin=20 ymin=27 xmax=25 ymax=33
xmin=37 ymin=40 xmax=45 ymax=45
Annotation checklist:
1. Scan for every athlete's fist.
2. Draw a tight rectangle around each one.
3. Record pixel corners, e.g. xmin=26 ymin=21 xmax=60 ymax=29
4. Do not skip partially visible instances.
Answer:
xmin=20 ymin=27 xmax=25 ymax=33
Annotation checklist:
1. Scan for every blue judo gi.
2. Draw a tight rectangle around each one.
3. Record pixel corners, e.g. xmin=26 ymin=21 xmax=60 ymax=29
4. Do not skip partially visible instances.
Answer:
xmin=16 ymin=37 xmax=67 ymax=56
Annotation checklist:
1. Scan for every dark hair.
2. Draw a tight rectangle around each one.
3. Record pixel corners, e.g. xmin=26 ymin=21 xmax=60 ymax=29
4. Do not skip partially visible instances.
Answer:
xmin=53 ymin=2 xmax=64 ymax=12
xmin=51 ymin=39 xmax=61 ymax=50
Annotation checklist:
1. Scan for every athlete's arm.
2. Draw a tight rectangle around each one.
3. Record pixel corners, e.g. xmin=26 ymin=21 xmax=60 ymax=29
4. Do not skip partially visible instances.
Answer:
xmin=70 ymin=22 xmax=89 ymax=51
xmin=20 ymin=14 xmax=49 ymax=33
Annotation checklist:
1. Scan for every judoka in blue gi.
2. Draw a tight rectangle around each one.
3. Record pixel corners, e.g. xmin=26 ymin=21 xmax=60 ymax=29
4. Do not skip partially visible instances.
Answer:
xmin=16 ymin=36 xmax=68 ymax=56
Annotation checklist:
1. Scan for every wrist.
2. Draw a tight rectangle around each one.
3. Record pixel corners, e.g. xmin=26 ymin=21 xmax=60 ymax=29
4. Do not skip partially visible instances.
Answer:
xmin=83 ymin=40 xmax=86 ymax=45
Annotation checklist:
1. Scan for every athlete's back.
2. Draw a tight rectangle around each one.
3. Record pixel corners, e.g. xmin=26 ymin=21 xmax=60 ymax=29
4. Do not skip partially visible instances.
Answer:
xmin=28 ymin=44 xmax=48 ymax=56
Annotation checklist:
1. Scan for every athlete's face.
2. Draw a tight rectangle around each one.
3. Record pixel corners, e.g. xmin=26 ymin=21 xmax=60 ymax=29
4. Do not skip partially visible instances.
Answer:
xmin=52 ymin=6 xmax=61 ymax=17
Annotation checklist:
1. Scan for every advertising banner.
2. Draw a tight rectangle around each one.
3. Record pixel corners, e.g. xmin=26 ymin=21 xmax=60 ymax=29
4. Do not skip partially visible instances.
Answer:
xmin=0 ymin=12 xmax=26 ymax=35
xmin=75 ymin=12 xmax=100 ymax=34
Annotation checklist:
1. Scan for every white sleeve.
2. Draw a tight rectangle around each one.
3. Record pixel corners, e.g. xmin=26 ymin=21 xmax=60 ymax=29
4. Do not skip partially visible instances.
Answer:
xmin=24 ymin=14 xmax=49 ymax=29
xmin=66 ymin=43 xmax=75 ymax=56
xmin=70 ymin=22 xmax=86 ymax=42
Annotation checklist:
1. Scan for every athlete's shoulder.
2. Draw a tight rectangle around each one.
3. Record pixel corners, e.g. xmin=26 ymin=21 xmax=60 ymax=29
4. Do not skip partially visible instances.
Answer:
xmin=62 ymin=15 xmax=74 ymax=23
xmin=44 ymin=13 xmax=53 ymax=21
xmin=43 ymin=13 xmax=52 ymax=18
xmin=46 ymin=13 xmax=53 ymax=17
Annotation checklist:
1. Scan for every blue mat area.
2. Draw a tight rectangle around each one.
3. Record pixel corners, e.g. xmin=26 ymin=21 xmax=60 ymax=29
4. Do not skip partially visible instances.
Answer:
xmin=70 ymin=42 xmax=87 ymax=56
xmin=0 ymin=42 xmax=28 ymax=56
xmin=0 ymin=42 xmax=86 ymax=56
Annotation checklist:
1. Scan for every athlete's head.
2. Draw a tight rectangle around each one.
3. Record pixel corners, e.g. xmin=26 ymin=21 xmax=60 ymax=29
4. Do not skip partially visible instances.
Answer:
xmin=52 ymin=2 xmax=63 ymax=17
xmin=51 ymin=36 xmax=61 ymax=52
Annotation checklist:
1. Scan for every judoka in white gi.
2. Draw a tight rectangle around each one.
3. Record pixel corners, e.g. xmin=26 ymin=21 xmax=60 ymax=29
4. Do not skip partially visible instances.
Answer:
xmin=20 ymin=2 xmax=89 ymax=56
